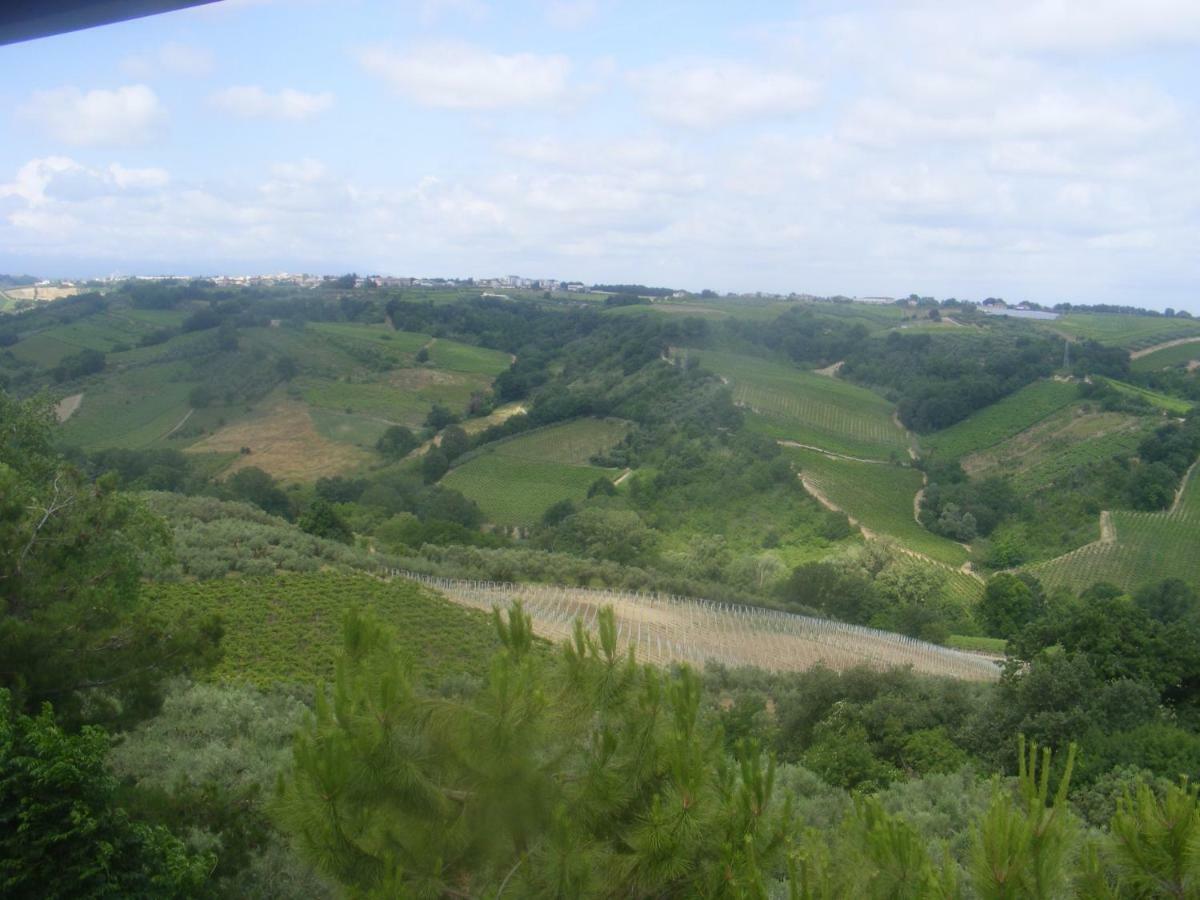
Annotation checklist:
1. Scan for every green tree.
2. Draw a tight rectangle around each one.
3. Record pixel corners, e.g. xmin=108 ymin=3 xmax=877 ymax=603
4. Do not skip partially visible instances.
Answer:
xmin=0 ymin=690 xmax=212 ymax=898
xmin=375 ymin=424 xmax=418 ymax=459
xmin=420 ymin=447 xmax=449 ymax=484
xmin=0 ymin=392 xmax=220 ymax=728
xmin=979 ymin=574 xmax=1044 ymax=639
xmin=424 ymin=403 xmax=459 ymax=430
xmin=298 ymin=500 xmax=353 ymax=544
xmin=276 ymin=606 xmax=795 ymax=897
xmin=438 ymin=424 xmax=469 ymax=462
xmin=226 ymin=466 xmax=293 ymax=520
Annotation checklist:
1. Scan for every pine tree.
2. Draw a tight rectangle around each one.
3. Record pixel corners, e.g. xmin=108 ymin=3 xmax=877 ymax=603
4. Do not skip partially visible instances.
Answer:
xmin=276 ymin=604 xmax=795 ymax=897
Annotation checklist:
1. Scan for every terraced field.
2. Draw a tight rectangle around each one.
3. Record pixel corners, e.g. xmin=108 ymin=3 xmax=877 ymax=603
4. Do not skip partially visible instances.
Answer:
xmin=696 ymin=350 xmax=909 ymax=460
xmin=443 ymin=418 xmax=629 ymax=525
xmin=923 ymin=380 xmax=1080 ymax=461
xmin=397 ymin=573 xmax=999 ymax=682
xmin=783 ymin=446 xmax=970 ymax=568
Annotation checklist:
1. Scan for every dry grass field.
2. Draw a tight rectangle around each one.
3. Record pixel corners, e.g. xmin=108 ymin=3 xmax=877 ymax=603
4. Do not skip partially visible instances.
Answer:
xmin=188 ymin=401 xmax=372 ymax=481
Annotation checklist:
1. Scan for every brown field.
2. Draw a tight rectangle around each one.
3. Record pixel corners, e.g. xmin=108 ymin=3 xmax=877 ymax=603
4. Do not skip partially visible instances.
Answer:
xmin=461 ymin=401 xmax=528 ymax=435
xmin=187 ymin=402 xmax=371 ymax=481
xmin=55 ymin=392 xmax=83 ymax=423
xmin=3 ymin=285 xmax=82 ymax=301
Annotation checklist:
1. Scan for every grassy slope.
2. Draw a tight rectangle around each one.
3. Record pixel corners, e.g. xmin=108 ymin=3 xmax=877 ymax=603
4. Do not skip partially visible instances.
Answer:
xmin=148 ymin=572 xmax=500 ymax=686
xmin=922 ymin=380 xmax=1079 ymax=460
xmin=783 ymin=446 xmax=969 ymax=567
xmin=1098 ymin=377 xmax=1193 ymax=414
xmin=444 ymin=418 xmax=629 ymax=525
xmin=696 ymin=349 xmax=909 ymax=460
xmin=443 ymin=455 xmax=613 ymax=525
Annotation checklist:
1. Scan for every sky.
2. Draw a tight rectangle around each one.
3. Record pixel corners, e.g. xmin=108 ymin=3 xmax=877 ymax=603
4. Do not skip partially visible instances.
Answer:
xmin=1 ymin=0 xmax=1198 ymax=311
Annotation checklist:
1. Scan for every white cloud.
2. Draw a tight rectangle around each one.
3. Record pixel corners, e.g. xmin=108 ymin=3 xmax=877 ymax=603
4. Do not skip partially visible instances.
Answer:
xmin=359 ymin=42 xmax=571 ymax=110
xmin=121 ymin=42 xmax=214 ymax=78
xmin=19 ymin=85 xmax=164 ymax=146
xmin=107 ymin=163 xmax=170 ymax=190
xmin=208 ymin=86 xmax=334 ymax=121
xmin=630 ymin=61 xmax=818 ymax=128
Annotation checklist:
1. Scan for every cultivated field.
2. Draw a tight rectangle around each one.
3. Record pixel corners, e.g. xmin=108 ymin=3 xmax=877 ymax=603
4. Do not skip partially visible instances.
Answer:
xmin=148 ymin=572 xmax=500 ymax=686
xmin=480 ymin=417 xmax=630 ymax=465
xmin=1048 ymin=313 xmax=1200 ymax=349
xmin=695 ymin=349 xmax=909 ymax=460
xmin=187 ymin=401 xmax=372 ymax=481
xmin=1131 ymin=339 xmax=1200 ymax=372
xmin=1099 ymin=377 xmax=1193 ymax=414
xmin=922 ymin=380 xmax=1079 ymax=461
xmin=396 ymin=572 xmax=1000 ymax=682
xmin=58 ymin=365 xmax=195 ymax=449
xmin=1025 ymin=466 xmax=1200 ymax=594
xmin=784 ymin=446 xmax=971 ymax=567
xmin=962 ymin=407 xmax=1152 ymax=488
xmin=444 ymin=419 xmax=627 ymax=525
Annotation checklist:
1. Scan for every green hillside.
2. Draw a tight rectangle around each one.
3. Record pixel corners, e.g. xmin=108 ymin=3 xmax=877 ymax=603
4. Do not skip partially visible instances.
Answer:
xmin=695 ymin=349 xmax=909 ymax=460
xmin=922 ymin=380 xmax=1079 ymax=460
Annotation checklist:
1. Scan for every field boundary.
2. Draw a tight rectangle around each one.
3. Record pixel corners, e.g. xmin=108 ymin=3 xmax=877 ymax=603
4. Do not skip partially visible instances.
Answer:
xmin=1130 ymin=336 xmax=1200 ymax=360
xmin=386 ymin=571 xmax=1000 ymax=682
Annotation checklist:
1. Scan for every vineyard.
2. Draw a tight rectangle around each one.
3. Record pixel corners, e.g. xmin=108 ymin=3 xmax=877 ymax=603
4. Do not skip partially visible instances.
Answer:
xmin=1025 ymin=468 xmax=1200 ymax=594
xmin=961 ymin=408 xmax=1151 ymax=489
xmin=443 ymin=454 xmax=617 ymax=525
xmin=694 ymin=350 xmax=909 ymax=460
xmin=443 ymin=417 xmax=629 ymax=524
xmin=1048 ymin=313 xmax=1200 ymax=349
xmin=1098 ymin=377 xmax=1193 ymax=414
xmin=922 ymin=380 xmax=1079 ymax=460
xmin=784 ymin=446 xmax=971 ymax=567
xmin=1131 ymin=339 xmax=1200 ymax=372
xmin=391 ymin=572 xmax=1000 ymax=682
xmin=147 ymin=572 xmax=502 ymax=686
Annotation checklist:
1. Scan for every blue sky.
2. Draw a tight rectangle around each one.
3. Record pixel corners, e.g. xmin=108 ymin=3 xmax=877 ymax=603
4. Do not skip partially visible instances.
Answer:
xmin=1 ymin=0 xmax=1198 ymax=311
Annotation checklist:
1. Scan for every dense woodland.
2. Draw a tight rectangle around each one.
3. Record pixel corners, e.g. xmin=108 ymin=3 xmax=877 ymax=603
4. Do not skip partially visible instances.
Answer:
xmin=3 ymin=281 xmax=1200 ymax=896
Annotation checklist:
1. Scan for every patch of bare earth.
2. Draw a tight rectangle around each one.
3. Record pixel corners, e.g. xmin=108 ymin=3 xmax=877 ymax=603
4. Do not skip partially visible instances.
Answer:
xmin=187 ymin=402 xmax=371 ymax=481
xmin=55 ymin=393 xmax=83 ymax=423
xmin=813 ymin=360 xmax=844 ymax=377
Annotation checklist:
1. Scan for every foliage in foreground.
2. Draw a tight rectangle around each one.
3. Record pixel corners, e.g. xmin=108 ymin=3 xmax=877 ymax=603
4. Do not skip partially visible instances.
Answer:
xmin=278 ymin=605 xmax=1200 ymax=898
xmin=0 ymin=393 xmax=220 ymax=728
xmin=0 ymin=689 xmax=211 ymax=899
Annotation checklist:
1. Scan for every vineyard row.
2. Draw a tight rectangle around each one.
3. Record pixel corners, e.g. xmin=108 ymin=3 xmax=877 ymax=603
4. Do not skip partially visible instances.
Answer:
xmin=387 ymin=571 xmax=1001 ymax=683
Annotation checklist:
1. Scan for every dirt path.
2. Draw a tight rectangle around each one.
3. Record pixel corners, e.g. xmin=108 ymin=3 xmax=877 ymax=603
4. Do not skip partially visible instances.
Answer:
xmin=1129 ymin=336 xmax=1200 ymax=360
xmin=54 ymin=392 xmax=83 ymax=423
xmin=613 ymin=468 xmax=634 ymax=486
xmin=163 ymin=408 xmax=195 ymax=439
xmin=813 ymin=360 xmax=844 ymax=377
xmin=777 ymin=439 xmax=887 ymax=464
xmin=1098 ymin=510 xmax=1115 ymax=543
xmin=1171 ymin=460 xmax=1199 ymax=514
xmin=798 ymin=473 xmax=982 ymax=581
xmin=913 ymin=485 xmax=925 ymax=525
